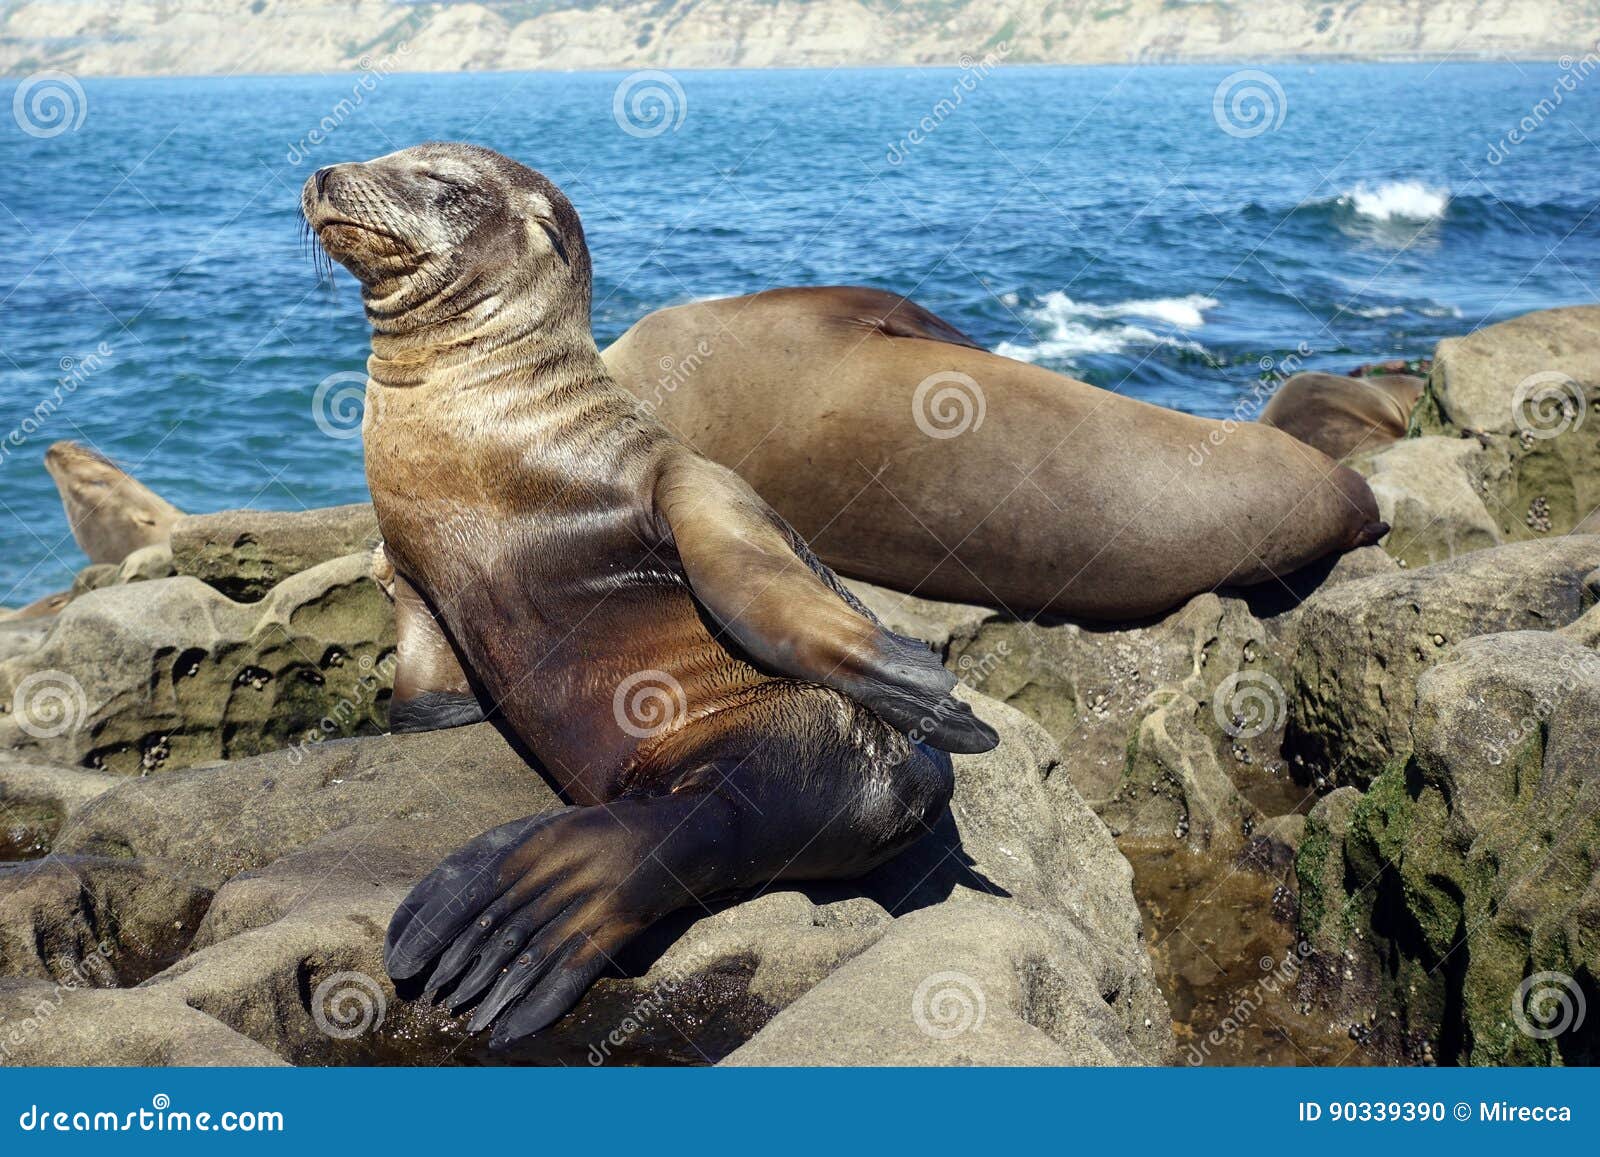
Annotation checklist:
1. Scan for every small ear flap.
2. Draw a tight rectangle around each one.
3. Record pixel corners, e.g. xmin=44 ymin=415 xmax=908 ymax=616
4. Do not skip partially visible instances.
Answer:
xmin=536 ymin=219 xmax=569 ymax=267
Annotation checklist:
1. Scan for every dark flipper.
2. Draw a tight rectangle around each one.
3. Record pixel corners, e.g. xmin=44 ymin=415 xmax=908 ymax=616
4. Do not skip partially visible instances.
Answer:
xmin=389 ymin=691 xmax=488 ymax=734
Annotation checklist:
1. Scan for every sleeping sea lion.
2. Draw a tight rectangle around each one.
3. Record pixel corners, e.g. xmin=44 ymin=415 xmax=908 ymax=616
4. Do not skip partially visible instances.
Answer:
xmin=1259 ymin=371 xmax=1425 ymax=461
xmin=303 ymin=142 xmax=997 ymax=1046
xmin=599 ymin=286 xmax=1388 ymax=620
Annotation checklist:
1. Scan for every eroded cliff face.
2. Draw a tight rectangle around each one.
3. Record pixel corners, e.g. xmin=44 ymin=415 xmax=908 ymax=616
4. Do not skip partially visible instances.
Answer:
xmin=1 ymin=0 xmax=1592 ymax=78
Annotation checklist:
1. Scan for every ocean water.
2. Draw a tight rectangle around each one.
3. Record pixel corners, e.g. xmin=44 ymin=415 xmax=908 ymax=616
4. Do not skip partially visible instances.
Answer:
xmin=1 ymin=62 xmax=1596 ymax=605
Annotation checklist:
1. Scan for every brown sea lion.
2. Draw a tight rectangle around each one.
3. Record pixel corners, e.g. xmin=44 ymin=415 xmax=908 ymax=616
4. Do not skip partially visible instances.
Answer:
xmin=598 ymin=286 xmax=1388 ymax=620
xmin=304 ymin=142 xmax=996 ymax=1046
xmin=1259 ymin=371 xmax=1425 ymax=461
xmin=44 ymin=441 xmax=183 ymax=565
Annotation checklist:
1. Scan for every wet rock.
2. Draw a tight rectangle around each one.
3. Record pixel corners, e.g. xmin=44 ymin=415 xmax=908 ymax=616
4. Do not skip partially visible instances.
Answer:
xmin=1299 ymin=631 xmax=1600 ymax=1065
xmin=1287 ymin=537 xmax=1600 ymax=786
xmin=0 ymin=553 xmax=396 ymax=774
xmin=0 ymin=758 xmax=121 ymax=859
xmin=170 ymin=504 xmax=380 ymax=602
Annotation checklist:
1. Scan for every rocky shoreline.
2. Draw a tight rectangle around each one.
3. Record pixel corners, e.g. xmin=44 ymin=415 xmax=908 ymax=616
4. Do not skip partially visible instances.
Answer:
xmin=2 ymin=304 xmax=1598 ymax=1066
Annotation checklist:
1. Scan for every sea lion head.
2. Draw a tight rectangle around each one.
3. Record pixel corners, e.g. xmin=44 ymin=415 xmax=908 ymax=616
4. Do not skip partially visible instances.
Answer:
xmin=301 ymin=142 xmax=590 ymax=336
xmin=43 ymin=440 xmax=183 ymax=565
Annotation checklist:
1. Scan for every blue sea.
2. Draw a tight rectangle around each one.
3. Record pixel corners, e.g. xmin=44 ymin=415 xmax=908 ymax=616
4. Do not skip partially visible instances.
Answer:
xmin=1 ymin=63 xmax=1596 ymax=605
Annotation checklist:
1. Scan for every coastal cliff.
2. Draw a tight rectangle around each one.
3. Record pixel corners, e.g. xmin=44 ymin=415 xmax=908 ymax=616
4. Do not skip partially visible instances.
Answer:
xmin=1 ymin=0 xmax=1595 ymax=78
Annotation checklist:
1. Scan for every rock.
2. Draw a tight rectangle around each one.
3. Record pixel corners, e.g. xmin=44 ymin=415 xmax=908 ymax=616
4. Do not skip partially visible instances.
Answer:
xmin=170 ymin=504 xmax=380 ymax=602
xmin=1418 ymin=305 xmax=1600 ymax=437
xmin=1411 ymin=306 xmax=1600 ymax=545
xmin=1287 ymin=537 xmax=1600 ymax=786
xmin=0 ymin=981 xmax=285 ymax=1066
xmin=1299 ymin=631 xmax=1600 ymax=1065
xmin=0 ymin=857 xmax=213 ymax=985
xmin=116 ymin=542 xmax=175 ymax=583
xmin=1101 ymin=691 xmax=1257 ymax=851
xmin=0 ymin=758 xmax=121 ymax=859
xmin=1348 ymin=436 xmax=1505 ymax=568
xmin=0 ymin=553 xmax=396 ymax=773
xmin=33 ymin=692 xmax=1171 ymax=1067
xmin=0 ymin=617 xmax=52 ymax=665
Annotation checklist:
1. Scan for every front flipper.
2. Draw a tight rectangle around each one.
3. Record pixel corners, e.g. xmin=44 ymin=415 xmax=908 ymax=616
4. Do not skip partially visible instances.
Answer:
xmin=372 ymin=543 xmax=489 ymax=734
xmin=654 ymin=449 xmax=998 ymax=754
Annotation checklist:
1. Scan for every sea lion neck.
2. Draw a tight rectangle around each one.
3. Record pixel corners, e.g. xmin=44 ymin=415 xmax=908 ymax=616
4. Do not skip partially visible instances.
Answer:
xmin=364 ymin=287 xmax=601 ymax=394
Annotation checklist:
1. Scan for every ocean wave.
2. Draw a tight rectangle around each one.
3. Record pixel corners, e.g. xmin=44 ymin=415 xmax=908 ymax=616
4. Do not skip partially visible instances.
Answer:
xmin=994 ymin=290 xmax=1217 ymax=362
xmin=1336 ymin=180 xmax=1450 ymax=223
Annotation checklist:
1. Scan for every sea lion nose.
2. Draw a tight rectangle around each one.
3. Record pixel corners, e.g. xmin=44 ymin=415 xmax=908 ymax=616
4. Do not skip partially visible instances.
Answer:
xmin=314 ymin=167 xmax=333 ymax=197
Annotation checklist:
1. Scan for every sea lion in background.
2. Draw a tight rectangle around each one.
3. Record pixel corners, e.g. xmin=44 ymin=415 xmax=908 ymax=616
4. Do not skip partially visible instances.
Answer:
xmin=0 ymin=590 xmax=72 ymax=621
xmin=1259 ymin=371 xmax=1425 ymax=461
xmin=44 ymin=441 xmax=183 ymax=565
xmin=304 ymin=142 xmax=996 ymax=1046
xmin=600 ymin=287 xmax=1388 ymax=620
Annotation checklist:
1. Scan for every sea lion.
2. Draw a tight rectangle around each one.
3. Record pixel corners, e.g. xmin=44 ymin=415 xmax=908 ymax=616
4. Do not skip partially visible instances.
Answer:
xmin=44 ymin=441 xmax=183 ymax=565
xmin=304 ymin=142 xmax=996 ymax=1045
xmin=1259 ymin=371 xmax=1425 ymax=461
xmin=598 ymin=286 xmax=1388 ymax=620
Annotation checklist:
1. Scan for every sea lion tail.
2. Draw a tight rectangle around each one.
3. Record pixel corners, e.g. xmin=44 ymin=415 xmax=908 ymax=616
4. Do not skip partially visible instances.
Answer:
xmin=1353 ymin=520 xmax=1390 ymax=548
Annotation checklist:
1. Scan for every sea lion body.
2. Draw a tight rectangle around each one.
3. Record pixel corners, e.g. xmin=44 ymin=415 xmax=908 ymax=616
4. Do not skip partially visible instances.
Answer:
xmin=601 ymin=288 xmax=1387 ymax=620
xmin=306 ymin=143 xmax=991 ymax=1046
xmin=1259 ymin=371 xmax=1425 ymax=461
xmin=44 ymin=441 xmax=183 ymax=565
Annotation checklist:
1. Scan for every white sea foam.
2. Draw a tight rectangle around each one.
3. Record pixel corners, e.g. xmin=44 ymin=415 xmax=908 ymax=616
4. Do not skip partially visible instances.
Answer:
xmin=995 ymin=290 xmax=1216 ymax=363
xmin=1340 ymin=180 xmax=1450 ymax=223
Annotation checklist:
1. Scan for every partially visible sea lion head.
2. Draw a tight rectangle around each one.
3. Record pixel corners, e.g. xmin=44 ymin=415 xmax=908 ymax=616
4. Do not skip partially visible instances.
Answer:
xmin=43 ymin=441 xmax=183 ymax=565
xmin=301 ymin=142 xmax=589 ymax=352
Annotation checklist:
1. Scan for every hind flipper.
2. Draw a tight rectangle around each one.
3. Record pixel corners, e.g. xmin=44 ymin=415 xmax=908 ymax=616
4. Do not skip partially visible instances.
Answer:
xmin=654 ymin=449 xmax=998 ymax=755
xmin=386 ymin=794 xmax=728 ymax=1046
xmin=372 ymin=543 xmax=489 ymax=733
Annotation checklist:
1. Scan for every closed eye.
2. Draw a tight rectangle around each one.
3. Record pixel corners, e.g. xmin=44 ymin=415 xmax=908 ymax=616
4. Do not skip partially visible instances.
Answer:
xmin=420 ymin=170 xmax=468 ymax=189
